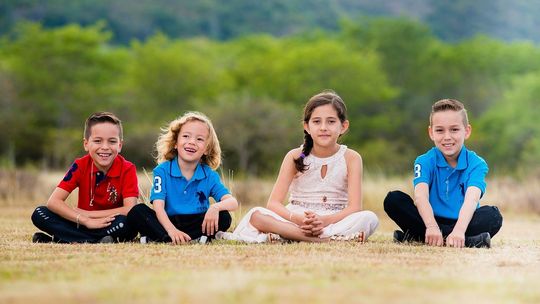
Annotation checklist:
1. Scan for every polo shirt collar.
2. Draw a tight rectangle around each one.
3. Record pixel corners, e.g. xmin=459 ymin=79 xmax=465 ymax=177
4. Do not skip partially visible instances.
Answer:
xmin=171 ymin=156 xmax=206 ymax=180
xmin=89 ymin=154 xmax=122 ymax=177
xmin=435 ymin=146 xmax=468 ymax=170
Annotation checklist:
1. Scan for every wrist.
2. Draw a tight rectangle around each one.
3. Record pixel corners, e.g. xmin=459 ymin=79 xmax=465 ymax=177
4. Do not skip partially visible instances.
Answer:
xmin=210 ymin=204 xmax=221 ymax=211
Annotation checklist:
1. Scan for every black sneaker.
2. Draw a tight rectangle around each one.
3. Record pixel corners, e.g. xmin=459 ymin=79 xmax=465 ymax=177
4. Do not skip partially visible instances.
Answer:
xmin=98 ymin=236 xmax=115 ymax=244
xmin=393 ymin=230 xmax=406 ymax=243
xmin=32 ymin=232 xmax=53 ymax=243
xmin=465 ymin=232 xmax=491 ymax=248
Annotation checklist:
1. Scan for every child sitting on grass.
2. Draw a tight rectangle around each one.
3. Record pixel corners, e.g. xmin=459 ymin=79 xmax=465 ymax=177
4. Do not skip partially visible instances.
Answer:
xmin=127 ymin=112 xmax=238 ymax=244
xmin=31 ymin=112 xmax=139 ymax=243
xmin=384 ymin=99 xmax=503 ymax=248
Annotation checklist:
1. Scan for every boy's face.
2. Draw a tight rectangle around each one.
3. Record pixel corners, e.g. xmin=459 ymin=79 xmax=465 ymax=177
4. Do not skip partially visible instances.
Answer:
xmin=175 ymin=120 xmax=209 ymax=166
xmin=83 ymin=122 xmax=122 ymax=172
xmin=429 ymin=110 xmax=471 ymax=166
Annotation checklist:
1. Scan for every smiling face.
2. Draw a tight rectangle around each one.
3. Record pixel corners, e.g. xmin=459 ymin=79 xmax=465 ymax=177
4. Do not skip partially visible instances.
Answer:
xmin=175 ymin=120 xmax=209 ymax=166
xmin=304 ymin=103 xmax=349 ymax=150
xmin=83 ymin=122 xmax=122 ymax=172
xmin=429 ymin=110 xmax=471 ymax=167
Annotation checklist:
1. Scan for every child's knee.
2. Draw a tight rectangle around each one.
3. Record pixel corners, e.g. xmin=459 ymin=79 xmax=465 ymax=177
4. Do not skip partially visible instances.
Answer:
xmin=31 ymin=205 xmax=51 ymax=226
xmin=249 ymin=210 xmax=267 ymax=230
xmin=363 ymin=210 xmax=379 ymax=226
xmin=127 ymin=203 xmax=150 ymax=222
xmin=383 ymin=190 xmax=410 ymax=212
xmin=218 ymin=211 xmax=232 ymax=231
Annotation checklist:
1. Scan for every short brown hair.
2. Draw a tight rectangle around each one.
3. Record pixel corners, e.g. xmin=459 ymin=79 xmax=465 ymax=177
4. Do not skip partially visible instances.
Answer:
xmin=84 ymin=112 xmax=123 ymax=140
xmin=430 ymin=99 xmax=469 ymax=126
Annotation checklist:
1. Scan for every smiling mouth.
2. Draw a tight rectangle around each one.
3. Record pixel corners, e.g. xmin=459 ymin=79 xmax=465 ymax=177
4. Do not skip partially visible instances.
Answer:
xmin=184 ymin=147 xmax=197 ymax=153
xmin=97 ymin=153 xmax=111 ymax=158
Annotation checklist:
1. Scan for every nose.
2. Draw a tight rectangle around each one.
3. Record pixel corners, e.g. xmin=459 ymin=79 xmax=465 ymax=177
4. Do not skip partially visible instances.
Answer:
xmin=443 ymin=130 xmax=451 ymax=139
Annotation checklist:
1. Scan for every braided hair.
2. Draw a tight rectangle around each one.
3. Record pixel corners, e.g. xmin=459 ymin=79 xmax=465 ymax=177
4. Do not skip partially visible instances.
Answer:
xmin=293 ymin=90 xmax=348 ymax=172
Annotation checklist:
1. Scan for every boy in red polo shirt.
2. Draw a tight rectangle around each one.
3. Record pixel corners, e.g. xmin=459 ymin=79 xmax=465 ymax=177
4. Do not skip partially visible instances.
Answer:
xmin=31 ymin=112 xmax=139 ymax=243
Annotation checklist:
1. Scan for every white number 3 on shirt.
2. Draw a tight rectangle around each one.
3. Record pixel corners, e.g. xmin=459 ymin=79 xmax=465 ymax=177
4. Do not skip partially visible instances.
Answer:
xmin=414 ymin=164 xmax=421 ymax=178
xmin=154 ymin=176 xmax=162 ymax=193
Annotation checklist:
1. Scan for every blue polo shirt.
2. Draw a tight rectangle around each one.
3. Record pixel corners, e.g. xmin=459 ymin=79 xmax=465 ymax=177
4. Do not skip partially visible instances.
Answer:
xmin=150 ymin=157 xmax=230 ymax=215
xmin=413 ymin=146 xmax=488 ymax=219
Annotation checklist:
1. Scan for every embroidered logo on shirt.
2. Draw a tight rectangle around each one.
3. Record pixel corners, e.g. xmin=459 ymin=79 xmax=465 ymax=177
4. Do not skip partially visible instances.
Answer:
xmin=107 ymin=183 xmax=118 ymax=204
xmin=63 ymin=163 xmax=78 ymax=181
xmin=196 ymin=191 xmax=207 ymax=205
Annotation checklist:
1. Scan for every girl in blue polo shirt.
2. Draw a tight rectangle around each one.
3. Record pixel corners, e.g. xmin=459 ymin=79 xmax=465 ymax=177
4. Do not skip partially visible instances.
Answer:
xmin=384 ymin=99 xmax=503 ymax=248
xmin=127 ymin=112 xmax=238 ymax=244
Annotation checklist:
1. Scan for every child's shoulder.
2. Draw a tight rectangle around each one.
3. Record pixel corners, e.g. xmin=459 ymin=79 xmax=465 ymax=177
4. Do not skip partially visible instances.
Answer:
xmin=285 ymin=147 xmax=304 ymax=160
xmin=463 ymin=147 xmax=488 ymax=167
xmin=415 ymin=147 xmax=438 ymax=163
xmin=115 ymin=154 xmax=136 ymax=169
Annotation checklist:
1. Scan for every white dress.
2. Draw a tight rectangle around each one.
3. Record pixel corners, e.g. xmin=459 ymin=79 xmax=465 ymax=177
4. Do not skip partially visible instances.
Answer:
xmin=221 ymin=145 xmax=379 ymax=243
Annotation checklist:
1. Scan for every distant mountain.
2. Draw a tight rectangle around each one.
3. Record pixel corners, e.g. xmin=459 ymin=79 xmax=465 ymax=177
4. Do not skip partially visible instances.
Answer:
xmin=1 ymin=0 xmax=539 ymax=43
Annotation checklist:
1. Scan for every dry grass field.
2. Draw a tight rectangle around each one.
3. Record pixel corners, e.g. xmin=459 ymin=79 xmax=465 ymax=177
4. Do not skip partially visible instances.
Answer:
xmin=1 ymin=170 xmax=539 ymax=303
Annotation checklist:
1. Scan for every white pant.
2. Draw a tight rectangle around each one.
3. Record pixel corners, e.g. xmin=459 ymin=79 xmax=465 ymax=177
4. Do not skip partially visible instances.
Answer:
xmin=221 ymin=205 xmax=379 ymax=243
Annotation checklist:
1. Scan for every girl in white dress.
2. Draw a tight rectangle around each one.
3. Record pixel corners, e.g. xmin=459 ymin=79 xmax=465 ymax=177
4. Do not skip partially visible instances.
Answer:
xmin=219 ymin=90 xmax=379 ymax=243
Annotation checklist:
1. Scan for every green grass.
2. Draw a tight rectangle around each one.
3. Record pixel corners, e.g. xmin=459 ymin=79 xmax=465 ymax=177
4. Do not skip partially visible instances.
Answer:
xmin=1 ymin=206 xmax=539 ymax=304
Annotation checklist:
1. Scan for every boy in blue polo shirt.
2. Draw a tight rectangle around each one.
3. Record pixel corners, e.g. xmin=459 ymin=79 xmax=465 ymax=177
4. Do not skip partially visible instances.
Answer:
xmin=384 ymin=99 xmax=503 ymax=248
xmin=127 ymin=112 xmax=238 ymax=244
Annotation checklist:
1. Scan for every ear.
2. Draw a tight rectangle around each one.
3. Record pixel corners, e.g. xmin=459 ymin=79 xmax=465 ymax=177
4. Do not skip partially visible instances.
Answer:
xmin=118 ymin=140 xmax=123 ymax=153
xmin=83 ymin=138 xmax=89 ymax=152
xmin=303 ymin=121 xmax=310 ymax=134
xmin=428 ymin=125 xmax=434 ymax=141
xmin=340 ymin=120 xmax=350 ymax=135
xmin=464 ymin=124 xmax=472 ymax=140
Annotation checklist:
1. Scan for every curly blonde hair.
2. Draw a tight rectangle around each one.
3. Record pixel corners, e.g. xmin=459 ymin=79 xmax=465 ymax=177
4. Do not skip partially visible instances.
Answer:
xmin=155 ymin=112 xmax=222 ymax=170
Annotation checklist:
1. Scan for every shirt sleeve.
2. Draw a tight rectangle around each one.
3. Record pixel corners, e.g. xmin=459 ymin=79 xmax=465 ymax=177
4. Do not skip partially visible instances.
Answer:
xmin=466 ymin=160 xmax=488 ymax=197
xmin=150 ymin=166 xmax=167 ymax=203
xmin=208 ymin=170 xmax=231 ymax=201
xmin=121 ymin=163 xmax=139 ymax=199
xmin=413 ymin=155 xmax=432 ymax=187
xmin=57 ymin=161 xmax=81 ymax=193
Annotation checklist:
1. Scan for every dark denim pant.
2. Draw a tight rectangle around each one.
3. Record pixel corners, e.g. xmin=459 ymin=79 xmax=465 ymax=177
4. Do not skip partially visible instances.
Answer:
xmin=31 ymin=205 xmax=137 ymax=243
xmin=127 ymin=204 xmax=232 ymax=242
xmin=384 ymin=190 xmax=503 ymax=241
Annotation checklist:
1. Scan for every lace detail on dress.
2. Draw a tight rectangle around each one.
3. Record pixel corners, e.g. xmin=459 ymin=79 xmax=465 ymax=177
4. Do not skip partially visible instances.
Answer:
xmin=288 ymin=145 xmax=348 ymax=211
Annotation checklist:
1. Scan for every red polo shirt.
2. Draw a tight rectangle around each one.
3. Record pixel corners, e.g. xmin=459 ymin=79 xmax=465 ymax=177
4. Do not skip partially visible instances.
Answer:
xmin=58 ymin=154 xmax=139 ymax=211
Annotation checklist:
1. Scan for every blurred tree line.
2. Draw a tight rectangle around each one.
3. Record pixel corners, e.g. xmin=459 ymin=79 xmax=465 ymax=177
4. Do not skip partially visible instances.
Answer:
xmin=1 ymin=18 xmax=539 ymax=176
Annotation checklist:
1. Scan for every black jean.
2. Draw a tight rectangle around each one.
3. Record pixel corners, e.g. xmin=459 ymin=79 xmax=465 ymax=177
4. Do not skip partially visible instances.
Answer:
xmin=126 ymin=204 xmax=232 ymax=242
xmin=384 ymin=190 xmax=503 ymax=241
xmin=31 ymin=205 xmax=137 ymax=243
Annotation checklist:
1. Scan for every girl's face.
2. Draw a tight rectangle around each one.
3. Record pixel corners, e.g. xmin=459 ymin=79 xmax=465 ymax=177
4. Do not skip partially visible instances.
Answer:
xmin=304 ymin=104 xmax=348 ymax=149
xmin=84 ymin=122 xmax=122 ymax=172
xmin=175 ymin=120 xmax=209 ymax=166
xmin=429 ymin=110 xmax=471 ymax=167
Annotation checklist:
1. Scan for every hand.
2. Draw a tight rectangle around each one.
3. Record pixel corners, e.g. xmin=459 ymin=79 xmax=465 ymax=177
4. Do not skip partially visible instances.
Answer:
xmin=425 ymin=226 xmax=443 ymax=247
xmin=202 ymin=206 xmax=220 ymax=236
xmin=446 ymin=229 xmax=465 ymax=248
xmin=301 ymin=211 xmax=325 ymax=237
xmin=166 ymin=227 xmax=191 ymax=245
xmin=81 ymin=215 xmax=114 ymax=229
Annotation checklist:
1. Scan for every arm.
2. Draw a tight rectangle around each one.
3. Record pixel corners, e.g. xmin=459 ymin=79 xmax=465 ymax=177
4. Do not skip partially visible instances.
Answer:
xmin=266 ymin=149 xmax=303 ymax=224
xmin=202 ymin=194 xmax=239 ymax=235
xmin=47 ymin=187 xmax=115 ymax=229
xmin=414 ymin=183 xmax=444 ymax=246
xmin=153 ymin=199 xmax=191 ymax=244
xmin=446 ymin=186 xmax=482 ymax=248
xmin=74 ymin=197 xmax=137 ymax=218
